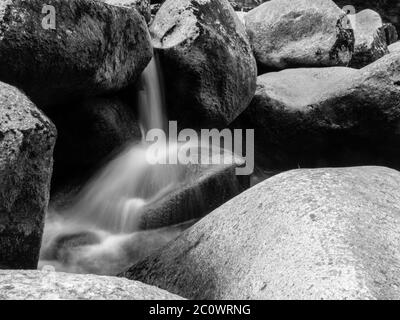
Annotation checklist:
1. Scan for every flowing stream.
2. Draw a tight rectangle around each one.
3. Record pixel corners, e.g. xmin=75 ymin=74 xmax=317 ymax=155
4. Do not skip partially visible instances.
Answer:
xmin=39 ymin=55 xmax=239 ymax=275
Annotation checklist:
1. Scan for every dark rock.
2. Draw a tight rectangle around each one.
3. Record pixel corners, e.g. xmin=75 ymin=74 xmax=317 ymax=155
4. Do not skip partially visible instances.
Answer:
xmin=121 ymin=166 xmax=400 ymax=300
xmin=0 ymin=81 xmax=56 ymax=269
xmin=150 ymin=0 xmax=257 ymax=129
xmin=138 ymin=161 xmax=250 ymax=230
xmin=39 ymin=220 xmax=197 ymax=275
xmin=382 ymin=23 xmax=398 ymax=45
xmin=231 ymin=52 xmax=400 ymax=170
xmin=47 ymin=96 xmax=142 ymax=188
xmin=0 ymin=0 xmax=152 ymax=107
xmin=229 ymin=0 xmax=266 ymax=12
xmin=245 ymin=0 xmax=354 ymax=71
xmin=0 ymin=270 xmax=184 ymax=300
xmin=348 ymin=9 xmax=389 ymax=68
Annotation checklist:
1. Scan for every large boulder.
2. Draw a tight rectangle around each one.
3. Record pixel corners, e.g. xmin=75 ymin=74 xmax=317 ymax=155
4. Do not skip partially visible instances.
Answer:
xmin=122 ymin=166 xmax=400 ymax=300
xmin=245 ymin=0 xmax=354 ymax=71
xmin=47 ymin=96 xmax=142 ymax=187
xmin=231 ymin=52 xmax=400 ymax=170
xmin=0 ymin=0 xmax=152 ymax=107
xmin=0 ymin=270 xmax=184 ymax=300
xmin=348 ymin=10 xmax=389 ymax=68
xmin=150 ymin=0 xmax=257 ymax=129
xmin=0 ymin=82 xmax=56 ymax=269
xmin=98 ymin=0 xmax=151 ymax=22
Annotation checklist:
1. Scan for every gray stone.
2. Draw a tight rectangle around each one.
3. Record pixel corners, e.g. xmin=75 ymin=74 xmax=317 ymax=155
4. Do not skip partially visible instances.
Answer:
xmin=382 ymin=23 xmax=398 ymax=45
xmin=151 ymin=0 xmax=257 ymax=128
xmin=122 ymin=167 xmax=400 ymax=300
xmin=389 ymin=42 xmax=400 ymax=53
xmin=231 ymin=52 xmax=400 ymax=169
xmin=0 ymin=0 xmax=152 ymax=107
xmin=348 ymin=10 xmax=389 ymax=68
xmin=0 ymin=81 xmax=56 ymax=269
xmin=245 ymin=0 xmax=354 ymax=70
xmin=0 ymin=270 xmax=184 ymax=300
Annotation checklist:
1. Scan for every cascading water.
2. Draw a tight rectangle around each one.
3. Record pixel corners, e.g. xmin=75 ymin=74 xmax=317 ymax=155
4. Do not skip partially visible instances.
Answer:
xmin=39 ymin=54 xmax=241 ymax=275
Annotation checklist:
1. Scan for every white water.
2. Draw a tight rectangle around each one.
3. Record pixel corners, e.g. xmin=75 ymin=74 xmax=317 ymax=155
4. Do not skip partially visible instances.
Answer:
xmin=40 ymin=56 xmax=188 ymax=274
xmin=39 ymin=55 xmax=239 ymax=275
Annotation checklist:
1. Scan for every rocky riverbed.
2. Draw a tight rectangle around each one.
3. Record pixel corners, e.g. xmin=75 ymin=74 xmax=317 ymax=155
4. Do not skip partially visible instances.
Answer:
xmin=1 ymin=0 xmax=400 ymax=300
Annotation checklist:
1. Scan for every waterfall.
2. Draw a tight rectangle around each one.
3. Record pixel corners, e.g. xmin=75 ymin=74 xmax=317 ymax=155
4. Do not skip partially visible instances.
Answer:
xmin=39 ymin=56 xmax=189 ymax=274
xmin=39 ymin=54 xmax=240 ymax=275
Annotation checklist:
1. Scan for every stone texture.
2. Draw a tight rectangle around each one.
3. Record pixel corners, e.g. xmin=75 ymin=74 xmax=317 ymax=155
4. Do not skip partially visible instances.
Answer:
xmin=245 ymin=0 xmax=354 ymax=71
xmin=0 ymin=81 xmax=56 ymax=269
xmin=0 ymin=0 xmax=152 ymax=107
xmin=231 ymin=52 xmax=400 ymax=169
xmin=389 ymin=42 xmax=400 ymax=53
xmin=122 ymin=167 xmax=400 ymax=300
xmin=98 ymin=0 xmax=151 ymax=22
xmin=348 ymin=10 xmax=389 ymax=68
xmin=150 ymin=0 xmax=257 ymax=129
xmin=0 ymin=270 xmax=184 ymax=300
